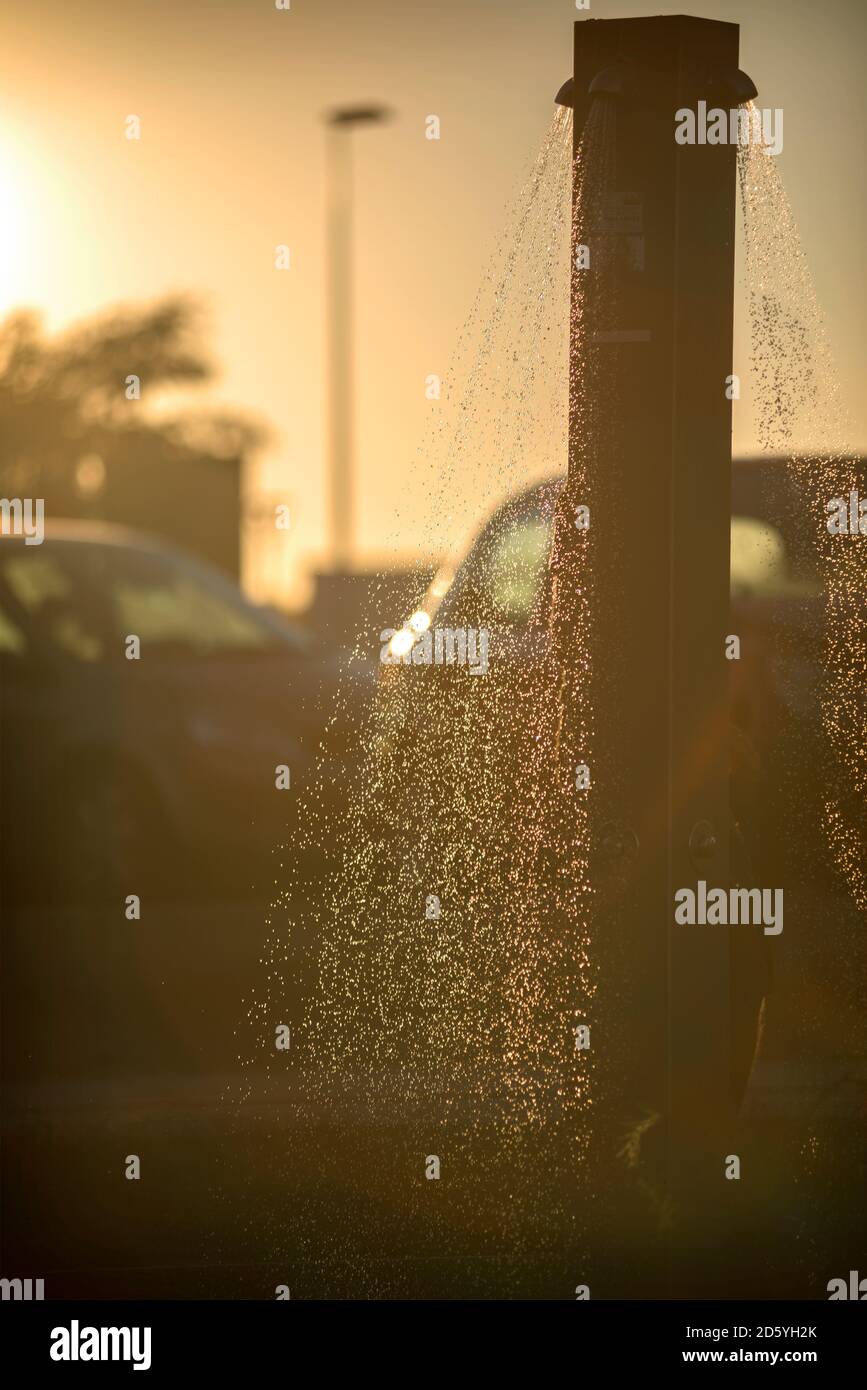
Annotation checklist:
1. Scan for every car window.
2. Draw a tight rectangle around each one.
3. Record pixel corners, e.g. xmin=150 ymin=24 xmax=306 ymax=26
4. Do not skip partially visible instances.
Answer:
xmin=445 ymin=513 xmax=553 ymax=630
xmin=730 ymin=516 xmax=821 ymax=598
xmin=486 ymin=517 xmax=552 ymax=622
xmin=0 ymin=549 xmax=105 ymax=661
xmin=97 ymin=545 xmax=287 ymax=656
xmin=0 ymin=600 xmax=26 ymax=654
xmin=446 ymin=505 xmax=821 ymax=631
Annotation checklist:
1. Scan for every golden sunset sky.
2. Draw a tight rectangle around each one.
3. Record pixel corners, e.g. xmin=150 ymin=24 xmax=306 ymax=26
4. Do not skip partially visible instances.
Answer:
xmin=1 ymin=0 xmax=864 ymax=603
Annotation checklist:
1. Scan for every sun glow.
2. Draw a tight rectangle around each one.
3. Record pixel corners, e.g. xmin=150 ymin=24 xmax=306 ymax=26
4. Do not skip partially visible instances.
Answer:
xmin=0 ymin=140 xmax=31 ymax=306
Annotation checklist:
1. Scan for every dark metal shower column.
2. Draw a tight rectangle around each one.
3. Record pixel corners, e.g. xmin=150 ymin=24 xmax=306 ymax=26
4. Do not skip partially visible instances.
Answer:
xmin=570 ymin=15 xmax=743 ymax=1294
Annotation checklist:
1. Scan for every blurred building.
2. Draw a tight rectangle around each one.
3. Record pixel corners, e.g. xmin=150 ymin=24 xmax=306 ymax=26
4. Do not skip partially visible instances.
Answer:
xmin=60 ymin=442 xmax=242 ymax=578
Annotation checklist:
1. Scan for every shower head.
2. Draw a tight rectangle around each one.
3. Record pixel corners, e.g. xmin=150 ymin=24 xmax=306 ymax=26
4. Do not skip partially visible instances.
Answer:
xmin=707 ymin=68 xmax=758 ymax=104
xmin=556 ymin=48 xmax=756 ymax=111
xmin=588 ymin=61 xmax=631 ymax=98
xmin=584 ymin=60 xmax=758 ymax=106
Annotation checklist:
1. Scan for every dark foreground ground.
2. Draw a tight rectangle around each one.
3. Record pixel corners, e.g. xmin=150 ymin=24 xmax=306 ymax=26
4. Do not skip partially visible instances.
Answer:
xmin=2 ymin=875 xmax=865 ymax=1301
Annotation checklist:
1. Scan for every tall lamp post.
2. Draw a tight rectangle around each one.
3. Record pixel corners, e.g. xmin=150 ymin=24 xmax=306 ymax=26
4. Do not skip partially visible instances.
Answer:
xmin=324 ymin=104 xmax=392 ymax=574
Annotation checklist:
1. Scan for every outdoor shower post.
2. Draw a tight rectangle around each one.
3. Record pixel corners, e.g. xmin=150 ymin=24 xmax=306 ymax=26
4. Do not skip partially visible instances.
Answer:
xmin=570 ymin=16 xmax=741 ymax=1293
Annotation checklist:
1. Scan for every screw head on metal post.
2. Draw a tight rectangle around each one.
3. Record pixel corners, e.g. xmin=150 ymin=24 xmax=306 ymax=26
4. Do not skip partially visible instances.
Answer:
xmin=689 ymin=820 xmax=719 ymax=872
xmin=599 ymin=823 xmax=639 ymax=863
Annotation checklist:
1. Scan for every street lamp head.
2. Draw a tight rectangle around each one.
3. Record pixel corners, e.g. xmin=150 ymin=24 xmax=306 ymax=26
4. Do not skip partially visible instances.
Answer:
xmin=325 ymin=104 xmax=393 ymax=127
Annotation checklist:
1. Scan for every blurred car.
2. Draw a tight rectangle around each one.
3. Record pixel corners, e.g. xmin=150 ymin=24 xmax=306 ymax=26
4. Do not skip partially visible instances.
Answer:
xmin=0 ymin=520 xmax=368 ymax=901
xmin=382 ymin=458 xmax=848 ymax=885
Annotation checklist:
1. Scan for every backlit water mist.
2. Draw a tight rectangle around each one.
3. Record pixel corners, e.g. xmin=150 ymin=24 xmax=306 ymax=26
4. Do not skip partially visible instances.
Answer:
xmin=221 ymin=104 xmax=612 ymax=1295
xmin=738 ymin=111 xmax=867 ymax=915
xmin=213 ymin=100 xmax=865 ymax=1298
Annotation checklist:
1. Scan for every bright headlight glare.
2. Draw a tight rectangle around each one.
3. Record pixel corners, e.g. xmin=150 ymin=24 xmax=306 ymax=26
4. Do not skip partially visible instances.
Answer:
xmin=389 ymin=628 xmax=415 ymax=657
xmin=408 ymin=609 xmax=431 ymax=634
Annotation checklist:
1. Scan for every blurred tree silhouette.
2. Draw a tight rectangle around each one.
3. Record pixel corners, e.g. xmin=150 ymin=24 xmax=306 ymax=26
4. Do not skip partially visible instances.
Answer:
xmin=0 ymin=295 xmax=267 ymax=497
